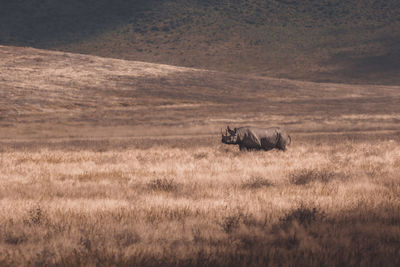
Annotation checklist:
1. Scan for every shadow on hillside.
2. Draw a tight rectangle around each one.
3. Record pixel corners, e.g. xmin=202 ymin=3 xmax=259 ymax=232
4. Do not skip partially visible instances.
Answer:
xmin=0 ymin=0 xmax=159 ymax=46
xmin=1 ymin=0 xmax=399 ymax=84
xmin=335 ymin=54 xmax=400 ymax=84
xmin=313 ymin=33 xmax=400 ymax=84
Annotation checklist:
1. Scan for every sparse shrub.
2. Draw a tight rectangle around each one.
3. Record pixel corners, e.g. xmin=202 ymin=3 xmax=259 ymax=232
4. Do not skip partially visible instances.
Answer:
xmin=193 ymin=152 xmax=208 ymax=159
xmin=4 ymin=232 xmax=27 ymax=245
xmin=218 ymin=209 xmax=260 ymax=234
xmin=115 ymin=230 xmax=141 ymax=247
xmin=239 ymin=213 xmax=260 ymax=228
xmin=23 ymin=206 xmax=47 ymax=226
xmin=144 ymin=206 xmax=193 ymax=223
xmin=147 ymin=178 xmax=178 ymax=192
xmin=192 ymin=228 xmax=202 ymax=243
xmin=79 ymin=236 xmax=92 ymax=251
xmin=272 ymin=228 xmax=301 ymax=250
xmin=219 ymin=214 xmax=241 ymax=234
xmin=218 ymin=146 xmax=240 ymax=155
xmin=362 ymin=162 xmax=386 ymax=178
xmin=273 ymin=205 xmax=327 ymax=249
xmin=241 ymin=176 xmax=273 ymax=189
xmin=289 ymin=169 xmax=336 ymax=185
xmin=280 ymin=205 xmax=325 ymax=227
xmin=136 ymin=155 xmax=148 ymax=163
xmin=76 ymin=171 xmax=127 ymax=182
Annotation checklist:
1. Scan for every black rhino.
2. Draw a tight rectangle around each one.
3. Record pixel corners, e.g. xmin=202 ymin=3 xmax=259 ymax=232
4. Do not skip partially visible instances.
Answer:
xmin=221 ymin=126 xmax=291 ymax=151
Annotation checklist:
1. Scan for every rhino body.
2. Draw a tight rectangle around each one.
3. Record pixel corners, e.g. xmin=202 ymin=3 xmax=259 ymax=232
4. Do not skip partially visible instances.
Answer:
xmin=221 ymin=126 xmax=291 ymax=151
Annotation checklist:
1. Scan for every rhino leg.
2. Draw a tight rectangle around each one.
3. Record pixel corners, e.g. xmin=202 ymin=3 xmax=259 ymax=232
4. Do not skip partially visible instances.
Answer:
xmin=276 ymin=133 xmax=287 ymax=151
xmin=239 ymin=144 xmax=252 ymax=151
xmin=274 ymin=142 xmax=285 ymax=150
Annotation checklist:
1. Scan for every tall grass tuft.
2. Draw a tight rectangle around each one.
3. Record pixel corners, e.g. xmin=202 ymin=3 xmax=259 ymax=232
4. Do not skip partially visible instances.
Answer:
xmin=147 ymin=178 xmax=179 ymax=192
xmin=280 ymin=205 xmax=326 ymax=227
xmin=289 ymin=168 xmax=337 ymax=185
xmin=241 ymin=176 xmax=273 ymax=189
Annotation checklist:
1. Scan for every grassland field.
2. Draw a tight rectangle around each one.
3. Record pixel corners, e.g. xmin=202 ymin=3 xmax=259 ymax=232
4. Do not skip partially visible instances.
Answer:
xmin=0 ymin=46 xmax=400 ymax=266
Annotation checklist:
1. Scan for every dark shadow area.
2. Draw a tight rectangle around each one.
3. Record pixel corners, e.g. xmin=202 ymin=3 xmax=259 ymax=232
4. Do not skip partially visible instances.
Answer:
xmin=333 ymin=53 xmax=400 ymax=85
xmin=317 ymin=34 xmax=400 ymax=84
xmin=0 ymin=0 xmax=161 ymax=46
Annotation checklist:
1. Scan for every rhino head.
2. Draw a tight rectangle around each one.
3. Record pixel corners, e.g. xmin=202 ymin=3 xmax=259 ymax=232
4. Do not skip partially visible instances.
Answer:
xmin=221 ymin=126 xmax=238 ymax=144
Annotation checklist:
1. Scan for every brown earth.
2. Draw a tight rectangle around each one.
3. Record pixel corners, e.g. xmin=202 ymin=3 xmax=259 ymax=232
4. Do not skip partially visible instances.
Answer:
xmin=1 ymin=45 xmax=399 ymax=145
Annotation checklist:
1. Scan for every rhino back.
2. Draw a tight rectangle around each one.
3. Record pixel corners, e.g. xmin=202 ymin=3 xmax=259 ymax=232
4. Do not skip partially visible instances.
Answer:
xmin=236 ymin=127 xmax=261 ymax=148
xmin=235 ymin=126 xmax=289 ymax=150
xmin=259 ymin=128 xmax=280 ymax=149
xmin=236 ymin=127 xmax=277 ymax=148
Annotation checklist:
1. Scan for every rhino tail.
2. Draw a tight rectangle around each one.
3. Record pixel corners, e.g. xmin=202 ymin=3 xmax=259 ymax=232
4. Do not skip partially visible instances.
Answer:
xmin=288 ymin=134 xmax=292 ymax=146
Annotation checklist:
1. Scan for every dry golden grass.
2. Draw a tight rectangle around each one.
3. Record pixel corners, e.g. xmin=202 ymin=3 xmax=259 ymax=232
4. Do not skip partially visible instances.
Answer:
xmin=0 ymin=137 xmax=399 ymax=266
xmin=1 ymin=45 xmax=399 ymax=266
xmin=1 ymin=45 xmax=400 ymax=141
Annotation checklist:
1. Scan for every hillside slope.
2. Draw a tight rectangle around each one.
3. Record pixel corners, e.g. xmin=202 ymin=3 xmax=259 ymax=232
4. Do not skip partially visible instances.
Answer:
xmin=0 ymin=0 xmax=399 ymax=84
xmin=1 ymin=45 xmax=400 ymax=141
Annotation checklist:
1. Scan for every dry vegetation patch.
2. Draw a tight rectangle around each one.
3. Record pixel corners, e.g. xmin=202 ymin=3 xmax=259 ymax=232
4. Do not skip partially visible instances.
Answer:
xmin=1 ymin=45 xmax=399 ymax=266
xmin=146 ymin=177 xmax=179 ymax=192
xmin=288 ymin=168 xmax=343 ymax=185
xmin=1 ymin=45 xmax=400 ymax=142
xmin=0 ymin=138 xmax=399 ymax=266
xmin=241 ymin=176 xmax=273 ymax=189
xmin=279 ymin=205 xmax=326 ymax=227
